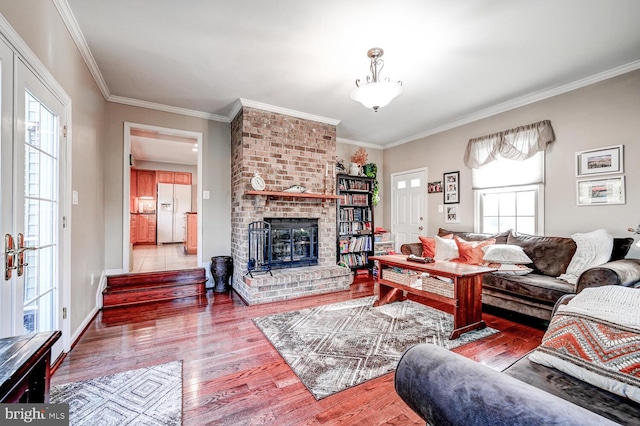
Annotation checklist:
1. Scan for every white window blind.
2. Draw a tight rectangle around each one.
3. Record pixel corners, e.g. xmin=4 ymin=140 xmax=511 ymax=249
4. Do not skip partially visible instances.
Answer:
xmin=472 ymin=151 xmax=545 ymax=189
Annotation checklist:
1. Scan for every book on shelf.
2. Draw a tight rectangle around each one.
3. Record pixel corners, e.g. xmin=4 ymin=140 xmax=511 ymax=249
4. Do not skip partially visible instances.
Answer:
xmin=338 ymin=177 xmax=371 ymax=192
xmin=339 ymin=235 xmax=372 ymax=253
xmin=338 ymin=193 xmax=369 ymax=206
xmin=340 ymin=252 xmax=369 ymax=267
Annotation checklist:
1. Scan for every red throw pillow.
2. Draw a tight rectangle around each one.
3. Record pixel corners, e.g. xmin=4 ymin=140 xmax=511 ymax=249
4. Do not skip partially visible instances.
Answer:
xmin=452 ymin=236 xmax=496 ymax=265
xmin=419 ymin=234 xmax=452 ymax=258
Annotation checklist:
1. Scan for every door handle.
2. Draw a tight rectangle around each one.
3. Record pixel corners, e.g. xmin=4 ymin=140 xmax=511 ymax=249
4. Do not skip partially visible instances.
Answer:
xmin=418 ymin=226 xmax=424 ymax=231
xmin=16 ymin=233 xmax=38 ymax=277
xmin=4 ymin=234 xmax=16 ymax=280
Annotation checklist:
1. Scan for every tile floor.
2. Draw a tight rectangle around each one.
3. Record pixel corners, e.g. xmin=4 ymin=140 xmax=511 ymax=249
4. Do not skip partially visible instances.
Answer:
xmin=131 ymin=243 xmax=197 ymax=273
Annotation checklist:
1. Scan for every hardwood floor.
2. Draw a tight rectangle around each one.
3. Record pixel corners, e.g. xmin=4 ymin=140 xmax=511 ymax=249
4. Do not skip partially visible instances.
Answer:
xmin=52 ymin=277 xmax=545 ymax=425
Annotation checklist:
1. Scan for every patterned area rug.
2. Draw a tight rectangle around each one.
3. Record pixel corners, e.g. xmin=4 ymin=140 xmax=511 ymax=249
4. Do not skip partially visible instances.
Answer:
xmin=51 ymin=361 xmax=182 ymax=425
xmin=254 ymin=296 xmax=498 ymax=399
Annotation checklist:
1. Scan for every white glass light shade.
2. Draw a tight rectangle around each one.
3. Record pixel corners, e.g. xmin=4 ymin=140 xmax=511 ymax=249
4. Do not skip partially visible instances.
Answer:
xmin=351 ymin=81 xmax=403 ymax=111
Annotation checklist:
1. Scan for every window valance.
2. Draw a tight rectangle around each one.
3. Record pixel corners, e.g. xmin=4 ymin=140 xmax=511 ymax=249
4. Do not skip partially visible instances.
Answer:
xmin=464 ymin=120 xmax=555 ymax=169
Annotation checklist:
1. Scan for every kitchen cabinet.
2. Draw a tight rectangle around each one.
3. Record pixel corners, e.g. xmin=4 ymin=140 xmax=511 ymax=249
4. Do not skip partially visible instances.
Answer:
xmin=130 ymin=214 xmax=137 ymax=244
xmin=155 ymin=171 xmax=192 ymax=185
xmin=148 ymin=215 xmax=157 ymax=244
xmin=137 ymin=170 xmax=156 ymax=198
xmin=174 ymin=172 xmax=192 ymax=185
xmin=137 ymin=214 xmax=149 ymax=243
xmin=156 ymin=170 xmax=174 ymax=184
xmin=133 ymin=214 xmax=156 ymax=244
xmin=184 ymin=213 xmax=197 ymax=254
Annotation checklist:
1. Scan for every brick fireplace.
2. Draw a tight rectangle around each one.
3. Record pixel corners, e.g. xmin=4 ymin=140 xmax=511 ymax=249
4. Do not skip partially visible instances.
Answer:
xmin=230 ymin=106 xmax=351 ymax=304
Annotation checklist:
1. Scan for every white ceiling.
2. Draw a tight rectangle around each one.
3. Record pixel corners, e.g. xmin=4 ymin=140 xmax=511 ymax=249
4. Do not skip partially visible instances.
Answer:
xmin=63 ymin=0 xmax=640 ymax=148
xmin=130 ymin=129 xmax=198 ymax=165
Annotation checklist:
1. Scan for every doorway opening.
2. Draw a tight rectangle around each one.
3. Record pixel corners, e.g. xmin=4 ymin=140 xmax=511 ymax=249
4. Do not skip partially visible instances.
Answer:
xmin=122 ymin=123 xmax=203 ymax=273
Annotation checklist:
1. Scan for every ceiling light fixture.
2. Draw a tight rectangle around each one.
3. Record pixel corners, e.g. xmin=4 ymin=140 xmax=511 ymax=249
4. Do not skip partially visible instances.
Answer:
xmin=351 ymin=47 xmax=403 ymax=112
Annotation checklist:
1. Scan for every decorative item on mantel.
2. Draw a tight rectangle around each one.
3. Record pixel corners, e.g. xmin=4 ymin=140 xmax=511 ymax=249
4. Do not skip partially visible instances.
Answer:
xmin=251 ymin=171 xmax=266 ymax=191
xmin=350 ymin=147 xmax=368 ymax=176
xmin=283 ymin=184 xmax=307 ymax=193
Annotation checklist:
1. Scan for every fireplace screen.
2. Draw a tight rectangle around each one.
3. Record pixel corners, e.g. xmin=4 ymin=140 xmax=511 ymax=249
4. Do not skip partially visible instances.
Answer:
xmin=266 ymin=218 xmax=318 ymax=269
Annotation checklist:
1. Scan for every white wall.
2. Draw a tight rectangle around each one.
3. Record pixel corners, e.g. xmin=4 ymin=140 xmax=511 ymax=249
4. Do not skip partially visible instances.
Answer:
xmin=383 ymin=69 xmax=640 ymax=258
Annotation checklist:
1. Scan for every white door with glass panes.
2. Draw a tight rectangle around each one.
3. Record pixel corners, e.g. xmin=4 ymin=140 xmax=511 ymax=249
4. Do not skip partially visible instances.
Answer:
xmin=1 ymin=44 xmax=67 ymax=362
xmin=391 ymin=169 xmax=427 ymax=250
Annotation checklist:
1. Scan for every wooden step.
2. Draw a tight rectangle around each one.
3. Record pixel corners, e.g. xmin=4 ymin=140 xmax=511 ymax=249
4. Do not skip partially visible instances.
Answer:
xmin=103 ymin=268 xmax=207 ymax=308
xmin=106 ymin=268 xmax=205 ymax=287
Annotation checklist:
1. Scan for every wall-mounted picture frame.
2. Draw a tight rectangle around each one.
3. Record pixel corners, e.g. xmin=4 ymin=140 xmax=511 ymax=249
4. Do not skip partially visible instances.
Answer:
xmin=576 ymin=176 xmax=625 ymax=206
xmin=443 ymin=171 xmax=459 ymax=204
xmin=444 ymin=205 xmax=460 ymax=223
xmin=428 ymin=181 xmax=442 ymax=193
xmin=575 ymin=145 xmax=623 ymax=177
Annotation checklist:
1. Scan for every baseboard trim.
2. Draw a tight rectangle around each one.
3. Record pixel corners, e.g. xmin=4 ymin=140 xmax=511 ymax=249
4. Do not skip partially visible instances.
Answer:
xmin=69 ymin=304 xmax=100 ymax=351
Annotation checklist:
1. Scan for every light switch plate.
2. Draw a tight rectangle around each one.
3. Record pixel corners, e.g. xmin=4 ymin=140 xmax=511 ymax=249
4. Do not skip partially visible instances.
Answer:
xmin=438 ymin=204 xmax=443 ymax=213
xmin=203 ymin=190 xmax=210 ymax=199
xmin=72 ymin=190 xmax=78 ymax=205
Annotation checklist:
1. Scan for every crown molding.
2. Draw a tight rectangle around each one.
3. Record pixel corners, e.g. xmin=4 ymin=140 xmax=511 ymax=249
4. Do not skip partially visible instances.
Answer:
xmin=336 ymin=137 xmax=383 ymax=150
xmin=239 ymin=98 xmax=341 ymax=126
xmin=229 ymin=99 xmax=243 ymax=122
xmin=107 ymin=95 xmax=230 ymax=122
xmin=54 ymin=0 xmax=110 ymax=100
xmin=385 ymin=60 xmax=640 ymax=149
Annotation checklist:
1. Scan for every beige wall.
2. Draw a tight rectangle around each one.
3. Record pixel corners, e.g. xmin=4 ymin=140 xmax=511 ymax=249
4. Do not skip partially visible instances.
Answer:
xmin=383 ymin=69 xmax=640 ymax=258
xmin=336 ymin=142 xmax=384 ymax=227
xmin=0 ymin=1 xmax=107 ymax=333
xmin=104 ymin=103 xmax=231 ymax=270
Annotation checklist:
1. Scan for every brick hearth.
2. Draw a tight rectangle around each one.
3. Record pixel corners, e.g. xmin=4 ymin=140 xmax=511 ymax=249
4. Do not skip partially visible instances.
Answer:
xmin=230 ymin=107 xmax=351 ymax=304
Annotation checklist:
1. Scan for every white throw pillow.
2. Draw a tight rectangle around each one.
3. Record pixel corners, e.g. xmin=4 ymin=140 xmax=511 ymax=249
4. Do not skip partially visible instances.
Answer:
xmin=434 ymin=235 xmax=458 ymax=261
xmin=558 ymin=229 xmax=613 ymax=284
xmin=482 ymin=244 xmax=533 ymax=264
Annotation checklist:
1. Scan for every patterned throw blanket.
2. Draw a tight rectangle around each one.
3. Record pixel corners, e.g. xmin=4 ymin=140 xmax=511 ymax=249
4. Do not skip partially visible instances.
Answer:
xmin=529 ymin=286 xmax=640 ymax=404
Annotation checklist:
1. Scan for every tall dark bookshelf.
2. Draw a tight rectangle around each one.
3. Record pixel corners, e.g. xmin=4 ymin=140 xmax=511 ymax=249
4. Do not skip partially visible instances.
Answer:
xmin=336 ymin=174 xmax=374 ymax=272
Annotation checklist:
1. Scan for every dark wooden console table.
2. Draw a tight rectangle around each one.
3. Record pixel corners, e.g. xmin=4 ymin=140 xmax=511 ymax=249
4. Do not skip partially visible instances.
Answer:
xmin=371 ymin=255 xmax=495 ymax=339
xmin=0 ymin=331 xmax=61 ymax=403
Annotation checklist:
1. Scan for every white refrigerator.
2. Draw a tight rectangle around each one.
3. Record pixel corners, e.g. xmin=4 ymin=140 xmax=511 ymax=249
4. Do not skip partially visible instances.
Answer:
xmin=157 ymin=183 xmax=192 ymax=243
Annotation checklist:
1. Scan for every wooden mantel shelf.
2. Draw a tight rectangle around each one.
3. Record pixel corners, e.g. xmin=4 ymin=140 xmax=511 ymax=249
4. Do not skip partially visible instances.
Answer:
xmin=246 ymin=190 xmax=341 ymax=200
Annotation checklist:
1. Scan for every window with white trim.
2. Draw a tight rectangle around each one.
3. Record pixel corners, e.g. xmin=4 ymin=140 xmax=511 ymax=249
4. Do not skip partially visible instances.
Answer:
xmin=466 ymin=120 xmax=553 ymax=236
xmin=473 ymin=153 xmax=545 ymax=235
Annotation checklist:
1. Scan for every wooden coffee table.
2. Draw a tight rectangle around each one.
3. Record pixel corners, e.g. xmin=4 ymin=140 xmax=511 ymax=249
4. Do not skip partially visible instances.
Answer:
xmin=371 ymin=255 xmax=496 ymax=339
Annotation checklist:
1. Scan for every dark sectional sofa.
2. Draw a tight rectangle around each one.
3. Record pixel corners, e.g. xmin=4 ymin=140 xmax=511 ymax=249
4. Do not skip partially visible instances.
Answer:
xmin=400 ymin=228 xmax=640 ymax=320
xmin=395 ymin=294 xmax=640 ymax=425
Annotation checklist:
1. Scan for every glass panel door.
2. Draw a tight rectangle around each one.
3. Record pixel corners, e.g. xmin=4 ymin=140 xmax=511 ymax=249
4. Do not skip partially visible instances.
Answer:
xmin=0 ymin=37 xmax=15 ymax=337
xmin=11 ymin=59 xmax=65 ymax=360
xmin=21 ymin=90 xmax=59 ymax=334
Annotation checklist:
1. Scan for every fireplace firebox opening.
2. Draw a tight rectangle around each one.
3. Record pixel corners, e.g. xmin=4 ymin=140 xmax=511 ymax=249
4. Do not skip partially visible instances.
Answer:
xmin=265 ymin=218 xmax=318 ymax=269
